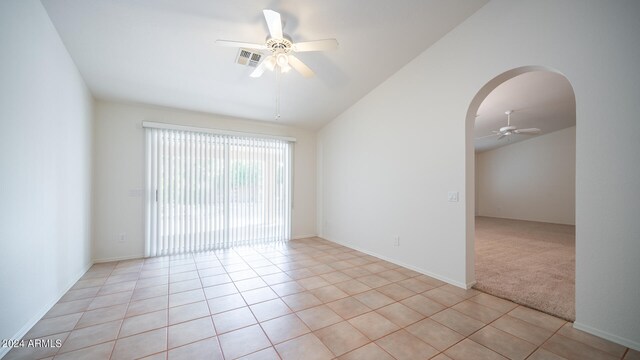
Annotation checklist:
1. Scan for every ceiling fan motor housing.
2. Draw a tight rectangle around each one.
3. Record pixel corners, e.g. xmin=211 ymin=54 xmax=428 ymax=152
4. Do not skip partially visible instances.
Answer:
xmin=266 ymin=37 xmax=293 ymax=53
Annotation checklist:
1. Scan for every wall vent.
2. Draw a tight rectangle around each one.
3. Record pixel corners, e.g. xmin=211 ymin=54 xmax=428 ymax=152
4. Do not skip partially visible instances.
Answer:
xmin=236 ymin=48 xmax=262 ymax=67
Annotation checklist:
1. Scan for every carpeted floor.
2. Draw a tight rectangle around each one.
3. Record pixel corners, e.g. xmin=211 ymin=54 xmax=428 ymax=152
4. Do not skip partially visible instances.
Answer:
xmin=474 ymin=216 xmax=575 ymax=321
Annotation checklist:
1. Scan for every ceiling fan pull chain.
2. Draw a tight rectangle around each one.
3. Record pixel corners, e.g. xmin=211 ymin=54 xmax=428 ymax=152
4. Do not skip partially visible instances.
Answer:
xmin=275 ymin=70 xmax=281 ymax=120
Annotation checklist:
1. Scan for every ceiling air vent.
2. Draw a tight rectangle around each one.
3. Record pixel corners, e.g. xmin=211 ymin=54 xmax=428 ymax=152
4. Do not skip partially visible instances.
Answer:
xmin=236 ymin=48 xmax=262 ymax=68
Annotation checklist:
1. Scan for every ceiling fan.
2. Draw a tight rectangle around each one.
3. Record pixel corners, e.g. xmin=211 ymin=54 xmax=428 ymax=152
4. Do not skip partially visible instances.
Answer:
xmin=478 ymin=110 xmax=541 ymax=140
xmin=215 ymin=9 xmax=338 ymax=78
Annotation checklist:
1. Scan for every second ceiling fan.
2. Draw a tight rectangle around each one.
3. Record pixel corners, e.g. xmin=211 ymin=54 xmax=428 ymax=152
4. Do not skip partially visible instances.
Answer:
xmin=480 ymin=110 xmax=541 ymax=140
xmin=216 ymin=9 xmax=338 ymax=78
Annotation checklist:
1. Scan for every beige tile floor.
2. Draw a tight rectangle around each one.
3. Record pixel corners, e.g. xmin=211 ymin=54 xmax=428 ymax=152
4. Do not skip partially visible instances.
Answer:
xmin=5 ymin=238 xmax=638 ymax=360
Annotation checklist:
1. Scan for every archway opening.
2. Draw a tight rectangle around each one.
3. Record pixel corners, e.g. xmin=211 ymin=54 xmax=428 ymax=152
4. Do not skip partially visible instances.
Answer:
xmin=465 ymin=66 xmax=576 ymax=321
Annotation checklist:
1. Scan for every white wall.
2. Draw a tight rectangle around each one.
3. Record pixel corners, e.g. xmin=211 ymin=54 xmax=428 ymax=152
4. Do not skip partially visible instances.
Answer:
xmin=477 ymin=127 xmax=575 ymax=225
xmin=318 ymin=0 xmax=639 ymax=349
xmin=93 ymin=100 xmax=316 ymax=262
xmin=0 ymin=0 xmax=94 ymax=353
xmin=475 ymin=153 xmax=479 ymax=216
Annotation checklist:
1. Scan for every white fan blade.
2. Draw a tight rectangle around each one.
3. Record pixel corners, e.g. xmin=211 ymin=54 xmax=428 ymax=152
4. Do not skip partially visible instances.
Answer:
xmin=250 ymin=55 xmax=274 ymax=78
xmin=293 ymin=39 xmax=338 ymax=52
xmin=264 ymin=55 xmax=276 ymax=71
xmin=497 ymin=134 xmax=507 ymax=140
xmin=287 ymin=55 xmax=315 ymax=77
xmin=515 ymin=128 xmax=541 ymax=134
xmin=215 ymin=40 xmax=267 ymax=50
xmin=250 ymin=63 xmax=267 ymax=78
xmin=263 ymin=10 xmax=283 ymax=39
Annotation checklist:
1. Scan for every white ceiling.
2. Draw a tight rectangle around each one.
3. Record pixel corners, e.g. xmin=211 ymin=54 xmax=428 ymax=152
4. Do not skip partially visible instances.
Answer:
xmin=41 ymin=0 xmax=488 ymax=130
xmin=474 ymin=71 xmax=576 ymax=153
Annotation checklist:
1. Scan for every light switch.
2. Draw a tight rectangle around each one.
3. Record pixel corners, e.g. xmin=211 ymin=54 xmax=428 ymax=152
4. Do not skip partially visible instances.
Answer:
xmin=448 ymin=191 xmax=459 ymax=202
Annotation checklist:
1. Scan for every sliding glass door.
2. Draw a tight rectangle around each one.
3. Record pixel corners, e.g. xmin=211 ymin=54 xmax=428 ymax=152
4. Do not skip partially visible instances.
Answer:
xmin=144 ymin=126 xmax=292 ymax=257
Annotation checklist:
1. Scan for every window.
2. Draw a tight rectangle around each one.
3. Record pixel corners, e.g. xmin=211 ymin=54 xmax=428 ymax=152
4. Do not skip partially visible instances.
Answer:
xmin=144 ymin=124 xmax=293 ymax=257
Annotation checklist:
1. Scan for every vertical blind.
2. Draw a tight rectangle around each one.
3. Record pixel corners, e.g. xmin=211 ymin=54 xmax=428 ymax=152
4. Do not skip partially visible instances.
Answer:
xmin=144 ymin=126 xmax=293 ymax=257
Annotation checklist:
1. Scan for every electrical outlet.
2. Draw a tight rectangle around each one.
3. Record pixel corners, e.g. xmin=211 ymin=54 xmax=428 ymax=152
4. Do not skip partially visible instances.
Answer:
xmin=118 ymin=233 xmax=126 ymax=243
xmin=393 ymin=236 xmax=400 ymax=247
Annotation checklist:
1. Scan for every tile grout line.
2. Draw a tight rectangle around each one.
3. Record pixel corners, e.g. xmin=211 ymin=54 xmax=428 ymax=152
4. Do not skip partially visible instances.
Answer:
xmin=196 ymin=251 xmax=226 ymax=359
xmin=522 ymin=322 xmax=569 ymax=360
xmin=108 ymin=260 xmax=143 ymax=360
xmin=55 ymin=261 xmax=120 ymax=359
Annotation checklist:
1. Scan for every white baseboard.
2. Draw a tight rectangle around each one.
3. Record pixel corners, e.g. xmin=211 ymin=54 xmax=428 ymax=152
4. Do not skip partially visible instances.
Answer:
xmin=291 ymin=234 xmax=318 ymax=240
xmin=93 ymin=238 xmax=321 ymax=263
xmin=0 ymin=261 xmax=93 ymax=359
xmin=92 ymin=254 xmax=144 ymax=263
xmin=92 ymin=238 xmax=321 ymax=263
xmin=465 ymin=281 xmax=477 ymax=290
xmin=324 ymin=236 xmax=470 ymax=290
xmin=573 ymin=322 xmax=640 ymax=351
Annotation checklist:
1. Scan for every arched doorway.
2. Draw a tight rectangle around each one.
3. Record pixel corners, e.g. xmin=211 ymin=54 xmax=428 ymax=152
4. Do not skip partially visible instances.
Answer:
xmin=465 ymin=66 xmax=576 ymax=320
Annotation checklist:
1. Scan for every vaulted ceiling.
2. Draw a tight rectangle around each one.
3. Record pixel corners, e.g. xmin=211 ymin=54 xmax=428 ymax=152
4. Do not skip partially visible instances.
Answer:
xmin=41 ymin=0 xmax=488 ymax=129
xmin=474 ymin=71 xmax=576 ymax=152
